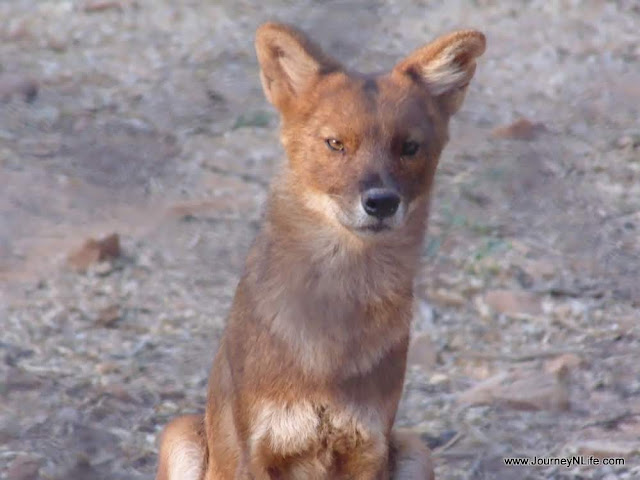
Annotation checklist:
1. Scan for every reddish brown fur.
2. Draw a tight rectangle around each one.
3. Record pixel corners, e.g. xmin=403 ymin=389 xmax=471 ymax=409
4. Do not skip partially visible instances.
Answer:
xmin=156 ymin=22 xmax=485 ymax=480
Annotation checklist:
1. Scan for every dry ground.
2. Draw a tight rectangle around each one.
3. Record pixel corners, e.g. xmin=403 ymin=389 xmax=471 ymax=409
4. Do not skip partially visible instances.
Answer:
xmin=1 ymin=1 xmax=639 ymax=479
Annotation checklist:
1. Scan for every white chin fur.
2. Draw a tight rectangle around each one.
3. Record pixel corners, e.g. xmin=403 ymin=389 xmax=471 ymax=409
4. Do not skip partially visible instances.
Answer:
xmin=303 ymin=191 xmax=407 ymax=233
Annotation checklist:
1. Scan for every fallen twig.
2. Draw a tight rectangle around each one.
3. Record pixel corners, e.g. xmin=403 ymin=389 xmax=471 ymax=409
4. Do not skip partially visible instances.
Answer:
xmin=459 ymin=348 xmax=588 ymax=362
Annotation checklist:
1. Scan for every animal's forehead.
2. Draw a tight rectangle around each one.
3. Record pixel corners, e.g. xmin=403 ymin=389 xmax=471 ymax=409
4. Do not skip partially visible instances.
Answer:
xmin=309 ymin=74 xmax=433 ymax=134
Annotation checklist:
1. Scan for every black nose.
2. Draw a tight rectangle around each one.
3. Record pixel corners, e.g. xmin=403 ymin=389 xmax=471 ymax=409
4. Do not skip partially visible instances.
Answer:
xmin=361 ymin=188 xmax=400 ymax=219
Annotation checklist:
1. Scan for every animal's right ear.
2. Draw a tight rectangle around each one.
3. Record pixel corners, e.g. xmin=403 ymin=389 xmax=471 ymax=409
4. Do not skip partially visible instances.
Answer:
xmin=255 ymin=22 xmax=341 ymax=110
xmin=393 ymin=30 xmax=486 ymax=116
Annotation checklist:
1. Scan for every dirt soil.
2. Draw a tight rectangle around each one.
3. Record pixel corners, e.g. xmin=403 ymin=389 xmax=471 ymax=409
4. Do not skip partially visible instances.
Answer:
xmin=1 ymin=1 xmax=639 ymax=479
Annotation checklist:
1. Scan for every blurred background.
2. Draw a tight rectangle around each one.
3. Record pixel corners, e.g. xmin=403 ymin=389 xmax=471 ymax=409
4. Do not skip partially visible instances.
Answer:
xmin=1 ymin=1 xmax=638 ymax=479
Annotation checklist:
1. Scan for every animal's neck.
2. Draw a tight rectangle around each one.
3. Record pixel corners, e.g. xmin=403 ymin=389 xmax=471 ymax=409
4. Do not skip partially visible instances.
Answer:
xmin=266 ymin=175 xmax=424 ymax=296
xmin=244 ymin=173 xmax=428 ymax=324
xmin=241 ymin=173 xmax=428 ymax=377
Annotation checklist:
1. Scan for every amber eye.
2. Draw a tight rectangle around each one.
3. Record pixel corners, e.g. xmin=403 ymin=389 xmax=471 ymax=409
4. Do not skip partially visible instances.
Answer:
xmin=326 ymin=138 xmax=345 ymax=152
xmin=401 ymin=140 xmax=420 ymax=156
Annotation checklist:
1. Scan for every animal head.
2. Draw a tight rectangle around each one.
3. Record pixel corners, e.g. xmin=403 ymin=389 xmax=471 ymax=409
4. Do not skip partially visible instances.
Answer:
xmin=256 ymin=23 xmax=485 ymax=238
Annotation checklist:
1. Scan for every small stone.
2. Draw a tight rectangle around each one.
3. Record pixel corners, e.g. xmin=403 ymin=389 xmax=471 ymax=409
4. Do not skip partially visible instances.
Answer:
xmin=460 ymin=277 xmax=484 ymax=295
xmin=5 ymin=19 xmax=30 ymax=41
xmin=0 ymin=74 xmax=38 ymax=103
xmin=553 ymin=303 xmax=573 ymax=320
xmin=18 ymin=136 xmax=62 ymax=157
xmin=616 ymin=315 xmax=638 ymax=335
xmin=160 ymin=389 xmax=186 ymax=401
xmin=459 ymin=369 xmax=570 ymax=411
xmin=474 ymin=296 xmax=492 ymax=320
xmin=485 ymin=289 xmax=542 ymax=316
xmin=57 ymin=406 xmax=81 ymax=424
xmin=491 ymin=117 xmax=547 ymax=141
xmin=62 ymin=458 xmax=101 ymax=480
xmin=46 ymin=35 xmax=68 ymax=52
xmin=96 ymin=362 xmax=120 ymax=374
xmin=615 ymin=134 xmax=640 ymax=150
xmin=463 ymin=362 xmax=493 ymax=381
xmin=448 ymin=333 xmax=467 ymax=351
xmin=95 ymin=305 xmax=121 ymax=328
xmin=545 ymin=353 xmax=582 ymax=376
xmin=429 ymin=373 xmax=449 ymax=385
xmin=6 ymin=456 xmax=41 ymax=480
xmin=574 ymin=440 xmax=639 ymax=458
xmin=523 ymin=259 xmax=557 ymax=280
xmin=101 ymin=384 xmax=137 ymax=403
xmin=429 ymin=288 xmax=467 ymax=308
xmin=93 ymin=261 xmax=114 ymax=276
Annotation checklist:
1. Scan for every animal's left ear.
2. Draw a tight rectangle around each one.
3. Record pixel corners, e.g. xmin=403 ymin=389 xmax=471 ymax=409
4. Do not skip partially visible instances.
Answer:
xmin=255 ymin=22 xmax=342 ymax=111
xmin=393 ymin=30 xmax=486 ymax=116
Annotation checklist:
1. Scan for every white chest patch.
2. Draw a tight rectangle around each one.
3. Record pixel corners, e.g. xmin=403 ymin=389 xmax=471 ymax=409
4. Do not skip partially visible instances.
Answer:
xmin=251 ymin=401 xmax=320 ymax=456
xmin=250 ymin=401 xmax=387 ymax=459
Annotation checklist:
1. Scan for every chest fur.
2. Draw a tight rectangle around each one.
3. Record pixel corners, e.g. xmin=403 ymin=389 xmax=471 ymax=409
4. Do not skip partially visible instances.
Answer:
xmin=245 ymin=227 xmax=416 ymax=378
xmin=250 ymin=400 xmax=387 ymax=475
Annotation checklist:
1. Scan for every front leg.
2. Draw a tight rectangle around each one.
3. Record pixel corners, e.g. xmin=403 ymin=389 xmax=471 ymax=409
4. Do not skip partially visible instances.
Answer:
xmin=240 ymin=400 xmax=324 ymax=479
xmin=332 ymin=430 xmax=390 ymax=480
xmin=389 ymin=430 xmax=434 ymax=480
xmin=339 ymin=455 xmax=389 ymax=480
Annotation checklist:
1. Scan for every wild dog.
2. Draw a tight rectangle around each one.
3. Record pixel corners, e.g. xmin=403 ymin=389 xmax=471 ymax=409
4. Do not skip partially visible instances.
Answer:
xmin=156 ymin=22 xmax=485 ymax=480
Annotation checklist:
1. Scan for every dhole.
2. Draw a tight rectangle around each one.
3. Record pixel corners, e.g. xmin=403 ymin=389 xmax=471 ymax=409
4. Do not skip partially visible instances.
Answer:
xmin=156 ymin=22 xmax=485 ymax=480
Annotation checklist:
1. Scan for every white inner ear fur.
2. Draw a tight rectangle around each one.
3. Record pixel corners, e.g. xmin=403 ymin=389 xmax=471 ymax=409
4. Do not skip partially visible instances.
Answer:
xmin=420 ymin=46 xmax=469 ymax=96
xmin=277 ymin=47 xmax=320 ymax=95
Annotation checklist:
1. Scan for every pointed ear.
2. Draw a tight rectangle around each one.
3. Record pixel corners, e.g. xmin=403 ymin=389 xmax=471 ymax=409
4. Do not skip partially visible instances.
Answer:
xmin=255 ymin=22 xmax=342 ymax=110
xmin=393 ymin=30 xmax=486 ymax=116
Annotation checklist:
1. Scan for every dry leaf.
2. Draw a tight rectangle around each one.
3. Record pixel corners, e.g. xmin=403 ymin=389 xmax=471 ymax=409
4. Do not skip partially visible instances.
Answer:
xmin=492 ymin=117 xmax=547 ymax=141
xmin=67 ymin=233 xmax=121 ymax=272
